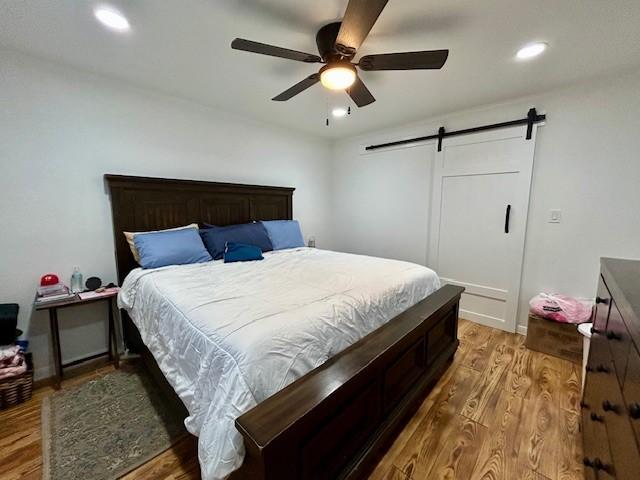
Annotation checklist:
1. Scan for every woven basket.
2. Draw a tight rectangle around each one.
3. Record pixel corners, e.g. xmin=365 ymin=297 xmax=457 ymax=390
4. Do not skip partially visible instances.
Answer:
xmin=0 ymin=352 xmax=33 ymax=409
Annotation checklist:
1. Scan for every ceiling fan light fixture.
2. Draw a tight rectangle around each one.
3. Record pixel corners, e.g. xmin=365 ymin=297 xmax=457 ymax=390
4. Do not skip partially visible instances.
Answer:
xmin=320 ymin=63 xmax=356 ymax=90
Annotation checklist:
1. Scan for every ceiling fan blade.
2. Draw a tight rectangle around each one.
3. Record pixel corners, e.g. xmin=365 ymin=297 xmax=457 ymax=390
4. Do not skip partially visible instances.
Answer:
xmin=335 ymin=0 xmax=389 ymax=56
xmin=358 ymin=50 xmax=449 ymax=70
xmin=231 ymin=38 xmax=321 ymax=63
xmin=272 ymin=74 xmax=320 ymax=101
xmin=347 ymin=76 xmax=375 ymax=107
xmin=359 ymin=50 xmax=449 ymax=70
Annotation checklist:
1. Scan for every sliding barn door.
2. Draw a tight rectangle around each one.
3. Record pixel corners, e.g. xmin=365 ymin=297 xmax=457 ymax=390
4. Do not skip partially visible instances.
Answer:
xmin=428 ymin=125 xmax=537 ymax=332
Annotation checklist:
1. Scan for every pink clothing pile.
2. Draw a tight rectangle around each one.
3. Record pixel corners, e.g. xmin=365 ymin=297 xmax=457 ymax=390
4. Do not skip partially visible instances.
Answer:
xmin=529 ymin=293 xmax=593 ymax=324
xmin=0 ymin=345 xmax=27 ymax=380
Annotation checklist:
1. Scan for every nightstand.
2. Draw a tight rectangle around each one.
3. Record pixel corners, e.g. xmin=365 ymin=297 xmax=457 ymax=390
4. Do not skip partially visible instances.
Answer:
xmin=34 ymin=291 xmax=120 ymax=389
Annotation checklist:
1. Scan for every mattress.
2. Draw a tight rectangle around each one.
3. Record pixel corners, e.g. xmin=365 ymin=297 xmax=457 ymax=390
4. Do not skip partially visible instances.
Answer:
xmin=118 ymin=247 xmax=440 ymax=479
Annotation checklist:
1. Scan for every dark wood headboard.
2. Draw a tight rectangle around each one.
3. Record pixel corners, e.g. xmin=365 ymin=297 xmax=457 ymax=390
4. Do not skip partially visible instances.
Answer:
xmin=105 ymin=174 xmax=294 ymax=285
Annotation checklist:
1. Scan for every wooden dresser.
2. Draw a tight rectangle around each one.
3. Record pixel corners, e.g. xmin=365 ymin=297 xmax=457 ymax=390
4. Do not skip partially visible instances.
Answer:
xmin=582 ymin=258 xmax=640 ymax=479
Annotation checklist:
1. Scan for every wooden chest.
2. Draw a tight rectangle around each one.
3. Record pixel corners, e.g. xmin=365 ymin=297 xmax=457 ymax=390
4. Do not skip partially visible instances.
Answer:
xmin=581 ymin=258 xmax=640 ymax=480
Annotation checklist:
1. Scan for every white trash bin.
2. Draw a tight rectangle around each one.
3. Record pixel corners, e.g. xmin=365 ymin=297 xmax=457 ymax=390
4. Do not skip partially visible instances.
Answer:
xmin=578 ymin=322 xmax=593 ymax=395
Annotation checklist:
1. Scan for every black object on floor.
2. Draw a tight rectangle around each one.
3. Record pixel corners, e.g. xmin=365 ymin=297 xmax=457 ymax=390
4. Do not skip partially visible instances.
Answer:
xmin=0 ymin=304 xmax=19 ymax=345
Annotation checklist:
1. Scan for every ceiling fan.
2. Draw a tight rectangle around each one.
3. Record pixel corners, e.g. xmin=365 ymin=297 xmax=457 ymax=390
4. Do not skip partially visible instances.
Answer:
xmin=231 ymin=0 xmax=449 ymax=107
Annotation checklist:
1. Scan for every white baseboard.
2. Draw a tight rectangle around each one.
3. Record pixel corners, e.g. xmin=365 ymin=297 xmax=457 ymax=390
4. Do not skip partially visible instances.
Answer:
xmin=460 ymin=311 xmax=527 ymax=336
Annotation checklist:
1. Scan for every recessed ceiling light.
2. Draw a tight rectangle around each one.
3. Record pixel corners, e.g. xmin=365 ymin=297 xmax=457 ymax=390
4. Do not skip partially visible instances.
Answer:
xmin=516 ymin=42 xmax=547 ymax=60
xmin=94 ymin=5 xmax=130 ymax=32
xmin=332 ymin=107 xmax=348 ymax=118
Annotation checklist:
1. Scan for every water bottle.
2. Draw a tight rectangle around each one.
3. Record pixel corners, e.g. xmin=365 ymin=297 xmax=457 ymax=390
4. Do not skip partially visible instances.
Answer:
xmin=70 ymin=267 xmax=83 ymax=293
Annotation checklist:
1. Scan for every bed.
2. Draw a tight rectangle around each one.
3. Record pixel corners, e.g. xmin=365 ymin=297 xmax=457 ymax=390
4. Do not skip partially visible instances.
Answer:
xmin=105 ymin=174 xmax=463 ymax=480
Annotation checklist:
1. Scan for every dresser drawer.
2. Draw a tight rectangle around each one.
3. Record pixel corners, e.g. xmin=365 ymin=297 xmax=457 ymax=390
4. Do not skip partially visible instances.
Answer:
xmin=592 ymin=275 xmax=612 ymax=333
xmin=581 ymin=412 xmax=613 ymax=480
xmin=587 ymin=330 xmax=613 ymax=379
xmin=597 ymin=359 xmax=640 ymax=480
xmin=607 ymin=302 xmax=631 ymax=387
xmin=582 ymin=334 xmax=616 ymax=479
xmin=581 ymin=392 xmax=615 ymax=480
xmin=582 ymin=334 xmax=612 ymax=421
xmin=622 ymin=344 xmax=640 ymax=448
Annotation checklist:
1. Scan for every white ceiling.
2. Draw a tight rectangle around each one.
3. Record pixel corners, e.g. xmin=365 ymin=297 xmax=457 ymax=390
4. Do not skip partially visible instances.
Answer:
xmin=1 ymin=0 xmax=640 ymax=138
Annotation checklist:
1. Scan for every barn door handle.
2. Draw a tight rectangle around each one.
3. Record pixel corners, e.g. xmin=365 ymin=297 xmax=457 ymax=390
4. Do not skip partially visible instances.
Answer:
xmin=504 ymin=204 xmax=511 ymax=233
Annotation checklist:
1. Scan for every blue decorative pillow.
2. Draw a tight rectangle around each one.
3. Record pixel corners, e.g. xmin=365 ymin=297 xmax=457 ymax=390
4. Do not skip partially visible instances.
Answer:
xmin=200 ymin=222 xmax=272 ymax=260
xmin=224 ymin=242 xmax=264 ymax=263
xmin=261 ymin=220 xmax=305 ymax=250
xmin=134 ymin=228 xmax=212 ymax=269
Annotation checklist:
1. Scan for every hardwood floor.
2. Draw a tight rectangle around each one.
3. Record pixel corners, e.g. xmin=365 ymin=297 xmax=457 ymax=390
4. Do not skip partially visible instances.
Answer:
xmin=369 ymin=319 xmax=583 ymax=480
xmin=0 ymin=319 xmax=583 ymax=480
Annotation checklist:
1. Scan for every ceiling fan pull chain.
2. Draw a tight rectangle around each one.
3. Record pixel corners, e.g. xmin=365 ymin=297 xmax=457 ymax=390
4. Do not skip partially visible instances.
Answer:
xmin=325 ymin=92 xmax=329 ymax=126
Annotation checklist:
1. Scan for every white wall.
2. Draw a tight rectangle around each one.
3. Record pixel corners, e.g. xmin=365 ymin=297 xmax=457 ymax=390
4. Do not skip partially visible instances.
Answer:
xmin=0 ymin=49 xmax=333 ymax=379
xmin=331 ymin=143 xmax=435 ymax=265
xmin=331 ymin=69 xmax=640 ymax=332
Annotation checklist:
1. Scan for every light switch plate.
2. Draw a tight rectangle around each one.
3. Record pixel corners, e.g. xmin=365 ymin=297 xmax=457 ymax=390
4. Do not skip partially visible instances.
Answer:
xmin=549 ymin=209 xmax=562 ymax=223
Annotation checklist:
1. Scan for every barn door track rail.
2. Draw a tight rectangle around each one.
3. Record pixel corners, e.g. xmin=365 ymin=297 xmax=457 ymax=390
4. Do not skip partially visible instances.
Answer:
xmin=365 ymin=108 xmax=546 ymax=152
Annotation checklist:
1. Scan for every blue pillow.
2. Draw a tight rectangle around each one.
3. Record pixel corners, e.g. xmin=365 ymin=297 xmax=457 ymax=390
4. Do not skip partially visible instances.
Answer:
xmin=261 ymin=220 xmax=305 ymax=250
xmin=224 ymin=242 xmax=264 ymax=263
xmin=134 ymin=228 xmax=212 ymax=269
xmin=200 ymin=222 xmax=272 ymax=260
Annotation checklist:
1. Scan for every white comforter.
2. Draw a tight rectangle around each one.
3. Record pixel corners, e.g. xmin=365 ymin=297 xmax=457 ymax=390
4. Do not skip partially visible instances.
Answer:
xmin=118 ymin=247 xmax=440 ymax=479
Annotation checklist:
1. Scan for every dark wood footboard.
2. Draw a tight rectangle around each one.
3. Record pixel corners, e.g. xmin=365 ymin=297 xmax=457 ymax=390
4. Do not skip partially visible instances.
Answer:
xmin=231 ymin=284 xmax=464 ymax=480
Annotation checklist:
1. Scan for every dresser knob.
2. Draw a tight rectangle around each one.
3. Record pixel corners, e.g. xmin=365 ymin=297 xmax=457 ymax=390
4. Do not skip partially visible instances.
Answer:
xmin=602 ymin=400 xmax=619 ymax=413
xmin=595 ymin=296 xmax=609 ymax=305
xmin=583 ymin=457 xmax=594 ymax=468
xmin=590 ymin=412 xmax=604 ymax=422
xmin=629 ymin=402 xmax=640 ymax=419
xmin=580 ymin=400 xmax=590 ymax=409
xmin=596 ymin=364 xmax=610 ymax=373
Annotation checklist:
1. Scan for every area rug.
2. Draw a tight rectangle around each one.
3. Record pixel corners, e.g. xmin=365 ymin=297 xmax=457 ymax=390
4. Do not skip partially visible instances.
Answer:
xmin=41 ymin=363 xmax=187 ymax=480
